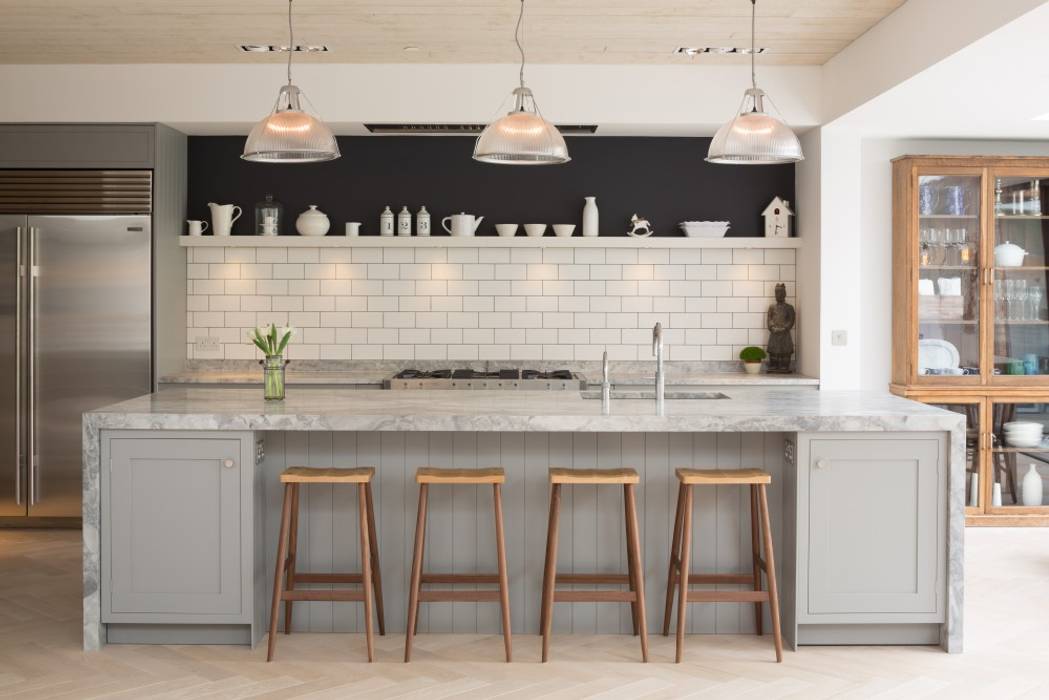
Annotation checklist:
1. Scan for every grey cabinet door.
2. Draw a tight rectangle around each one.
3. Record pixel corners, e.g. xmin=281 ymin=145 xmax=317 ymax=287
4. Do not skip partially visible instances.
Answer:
xmin=802 ymin=436 xmax=945 ymax=618
xmin=105 ymin=436 xmax=245 ymax=618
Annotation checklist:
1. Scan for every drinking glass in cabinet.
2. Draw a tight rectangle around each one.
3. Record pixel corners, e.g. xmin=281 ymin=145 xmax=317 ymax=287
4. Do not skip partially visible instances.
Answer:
xmin=919 ymin=175 xmax=979 ymax=216
xmin=993 ymin=270 xmax=1049 ymax=375
xmin=990 ymin=402 xmax=1049 ymax=508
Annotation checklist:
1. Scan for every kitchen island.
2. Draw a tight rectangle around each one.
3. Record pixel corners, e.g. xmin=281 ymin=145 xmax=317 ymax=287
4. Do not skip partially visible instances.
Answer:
xmin=82 ymin=386 xmax=965 ymax=654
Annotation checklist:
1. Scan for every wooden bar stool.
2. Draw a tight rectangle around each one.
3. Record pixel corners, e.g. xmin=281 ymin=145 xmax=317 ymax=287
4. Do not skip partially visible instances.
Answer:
xmin=662 ymin=468 xmax=782 ymax=663
xmin=540 ymin=467 xmax=648 ymax=663
xmin=404 ymin=467 xmax=512 ymax=663
xmin=267 ymin=467 xmax=385 ymax=662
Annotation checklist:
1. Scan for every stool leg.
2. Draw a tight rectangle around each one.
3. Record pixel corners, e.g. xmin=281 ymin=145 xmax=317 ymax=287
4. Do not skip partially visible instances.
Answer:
xmin=404 ymin=483 xmax=428 ymax=663
xmin=266 ymin=483 xmax=294 ymax=662
xmin=624 ymin=483 xmax=649 ymax=663
xmin=623 ymin=485 xmax=639 ymax=636
xmin=284 ymin=483 xmax=300 ymax=635
xmin=749 ymin=485 xmax=763 ymax=637
xmin=675 ymin=485 xmax=693 ymax=664
xmin=358 ymin=484 xmax=375 ymax=662
xmin=493 ymin=484 xmax=512 ymax=663
xmin=540 ymin=483 xmax=561 ymax=663
xmin=662 ymin=482 xmax=686 ymax=636
xmin=364 ymin=482 xmax=386 ymax=636
xmin=758 ymin=484 xmax=783 ymax=662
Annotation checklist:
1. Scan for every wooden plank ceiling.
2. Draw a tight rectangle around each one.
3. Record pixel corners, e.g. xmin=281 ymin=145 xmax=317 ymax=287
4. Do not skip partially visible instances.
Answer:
xmin=0 ymin=0 xmax=904 ymax=65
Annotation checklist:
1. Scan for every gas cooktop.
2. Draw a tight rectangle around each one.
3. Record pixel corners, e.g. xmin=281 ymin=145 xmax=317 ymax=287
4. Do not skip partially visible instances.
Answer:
xmin=385 ymin=368 xmax=583 ymax=390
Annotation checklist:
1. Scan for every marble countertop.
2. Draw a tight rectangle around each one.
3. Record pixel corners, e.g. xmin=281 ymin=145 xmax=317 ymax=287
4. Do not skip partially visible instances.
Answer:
xmin=85 ymin=386 xmax=958 ymax=434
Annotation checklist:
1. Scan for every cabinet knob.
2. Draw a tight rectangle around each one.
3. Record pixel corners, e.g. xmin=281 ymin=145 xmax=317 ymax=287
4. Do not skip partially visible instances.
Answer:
xmin=816 ymin=459 xmax=828 ymax=470
xmin=223 ymin=458 xmax=235 ymax=469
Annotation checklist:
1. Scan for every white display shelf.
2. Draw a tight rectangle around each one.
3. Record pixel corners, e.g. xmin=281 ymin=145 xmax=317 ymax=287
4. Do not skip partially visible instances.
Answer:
xmin=179 ymin=235 xmax=802 ymax=249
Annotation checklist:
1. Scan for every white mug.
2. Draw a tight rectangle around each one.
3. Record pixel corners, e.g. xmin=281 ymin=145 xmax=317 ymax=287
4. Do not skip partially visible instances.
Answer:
xmin=346 ymin=222 xmax=362 ymax=237
xmin=208 ymin=202 xmax=242 ymax=237
xmin=186 ymin=220 xmax=208 ymax=236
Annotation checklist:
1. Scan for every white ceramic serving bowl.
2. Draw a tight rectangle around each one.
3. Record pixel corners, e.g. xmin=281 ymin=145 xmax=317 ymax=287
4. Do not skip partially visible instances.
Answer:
xmin=1006 ymin=434 xmax=1043 ymax=448
xmin=679 ymin=221 xmax=730 ymax=238
xmin=524 ymin=223 xmax=547 ymax=238
xmin=552 ymin=224 xmax=576 ymax=238
xmin=495 ymin=224 xmax=518 ymax=237
xmin=1004 ymin=421 xmax=1042 ymax=430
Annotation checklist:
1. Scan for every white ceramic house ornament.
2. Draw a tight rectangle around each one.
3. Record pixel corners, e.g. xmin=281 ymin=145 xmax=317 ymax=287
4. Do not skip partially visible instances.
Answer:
xmin=762 ymin=197 xmax=794 ymax=238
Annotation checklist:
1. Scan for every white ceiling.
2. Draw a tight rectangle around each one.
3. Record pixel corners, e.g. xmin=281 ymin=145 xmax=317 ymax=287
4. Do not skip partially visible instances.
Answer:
xmin=0 ymin=0 xmax=904 ymax=66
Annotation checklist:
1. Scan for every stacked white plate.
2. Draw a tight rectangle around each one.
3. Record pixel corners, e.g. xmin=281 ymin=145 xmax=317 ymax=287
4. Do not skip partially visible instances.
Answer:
xmin=1003 ymin=421 xmax=1044 ymax=447
xmin=679 ymin=221 xmax=730 ymax=238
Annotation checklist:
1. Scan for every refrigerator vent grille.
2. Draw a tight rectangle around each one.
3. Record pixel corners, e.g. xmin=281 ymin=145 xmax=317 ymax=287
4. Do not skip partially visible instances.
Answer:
xmin=0 ymin=170 xmax=152 ymax=214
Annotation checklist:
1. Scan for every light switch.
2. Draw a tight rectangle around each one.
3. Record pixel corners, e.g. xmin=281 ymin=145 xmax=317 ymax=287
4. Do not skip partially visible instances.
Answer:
xmin=831 ymin=330 xmax=848 ymax=346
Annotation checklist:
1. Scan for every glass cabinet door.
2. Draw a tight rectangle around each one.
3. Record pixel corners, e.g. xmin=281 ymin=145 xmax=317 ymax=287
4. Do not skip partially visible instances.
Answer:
xmin=988 ymin=399 xmax=1049 ymax=512
xmin=916 ymin=172 xmax=983 ymax=382
xmin=924 ymin=400 xmax=984 ymax=513
xmin=991 ymin=172 xmax=1049 ymax=383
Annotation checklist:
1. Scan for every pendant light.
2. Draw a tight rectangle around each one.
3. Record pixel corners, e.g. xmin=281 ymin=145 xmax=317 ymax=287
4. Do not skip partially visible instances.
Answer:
xmin=473 ymin=0 xmax=569 ymax=165
xmin=242 ymin=0 xmax=340 ymax=163
xmin=706 ymin=0 xmax=803 ymax=165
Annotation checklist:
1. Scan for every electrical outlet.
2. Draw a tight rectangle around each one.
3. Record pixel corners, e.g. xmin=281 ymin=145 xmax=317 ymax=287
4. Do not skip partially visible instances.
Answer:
xmin=831 ymin=330 xmax=848 ymax=347
xmin=194 ymin=335 xmax=221 ymax=357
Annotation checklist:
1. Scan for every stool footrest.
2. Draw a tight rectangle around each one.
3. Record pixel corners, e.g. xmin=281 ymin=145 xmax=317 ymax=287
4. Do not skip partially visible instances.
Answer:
xmin=421 ymin=573 xmax=499 ymax=585
xmin=292 ymin=572 xmax=364 ymax=584
xmin=687 ymin=590 xmax=769 ymax=603
xmin=418 ymin=589 xmax=501 ymax=603
xmin=283 ymin=590 xmax=364 ymax=602
xmin=554 ymin=590 xmax=638 ymax=603
xmin=555 ymin=573 xmax=630 ymax=585
xmin=689 ymin=573 xmax=756 ymax=585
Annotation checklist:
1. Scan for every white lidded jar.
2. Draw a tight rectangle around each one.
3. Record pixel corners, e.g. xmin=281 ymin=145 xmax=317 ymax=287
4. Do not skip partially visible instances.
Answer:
xmin=380 ymin=206 xmax=394 ymax=236
xmin=1022 ymin=464 xmax=1044 ymax=506
xmin=295 ymin=205 xmax=330 ymax=236
xmin=582 ymin=196 xmax=599 ymax=237
xmin=397 ymin=206 xmax=412 ymax=236
xmin=416 ymin=206 xmax=431 ymax=236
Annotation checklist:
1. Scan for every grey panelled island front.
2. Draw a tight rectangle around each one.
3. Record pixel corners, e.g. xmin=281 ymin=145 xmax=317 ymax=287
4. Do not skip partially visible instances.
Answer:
xmin=82 ymin=387 xmax=965 ymax=654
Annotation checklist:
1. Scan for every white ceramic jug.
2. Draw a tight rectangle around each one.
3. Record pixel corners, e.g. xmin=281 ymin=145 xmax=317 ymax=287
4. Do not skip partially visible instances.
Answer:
xmin=208 ymin=202 xmax=242 ymax=237
xmin=442 ymin=213 xmax=484 ymax=237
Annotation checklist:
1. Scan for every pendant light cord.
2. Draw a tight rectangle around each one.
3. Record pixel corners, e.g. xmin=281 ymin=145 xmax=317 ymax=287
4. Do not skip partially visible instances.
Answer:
xmin=287 ymin=0 xmax=294 ymax=86
xmin=750 ymin=0 xmax=757 ymax=90
xmin=515 ymin=0 xmax=526 ymax=89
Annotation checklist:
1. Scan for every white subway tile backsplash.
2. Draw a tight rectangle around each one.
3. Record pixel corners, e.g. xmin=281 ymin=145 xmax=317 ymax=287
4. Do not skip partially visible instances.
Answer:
xmin=187 ymin=245 xmax=794 ymax=361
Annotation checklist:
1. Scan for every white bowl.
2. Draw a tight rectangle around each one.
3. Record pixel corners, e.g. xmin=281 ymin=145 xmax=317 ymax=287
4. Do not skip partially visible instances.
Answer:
xmin=495 ymin=224 xmax=518 ymax=238
xmin=524 ymin=223 xmax=547 ymax=238
xmin=1004 ymin=421 xmax=1042 ymax=430
xmin=679 ymin=221 xmax=730 ymax=238
xmin=1006 ymin=435 xmax=1043 ymax=448
xmin=552 ymin=224 xmax=576 ymax=238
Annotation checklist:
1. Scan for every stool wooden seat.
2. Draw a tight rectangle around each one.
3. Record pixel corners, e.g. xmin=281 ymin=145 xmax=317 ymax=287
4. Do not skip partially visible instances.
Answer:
xmin=267 ymin=466 xmax=385 ymax=662
xmin=404 ymin=467 xmax=512 ymax=663
xmin=662 ymin=468 xmax=782 ymax=663
xmin=540 ymin=467 xmax=648 ymax=663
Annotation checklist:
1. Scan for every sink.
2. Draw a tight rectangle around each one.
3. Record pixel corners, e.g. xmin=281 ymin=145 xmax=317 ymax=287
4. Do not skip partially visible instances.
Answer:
xmin=580 ymin=389 xmax=729 ymax=400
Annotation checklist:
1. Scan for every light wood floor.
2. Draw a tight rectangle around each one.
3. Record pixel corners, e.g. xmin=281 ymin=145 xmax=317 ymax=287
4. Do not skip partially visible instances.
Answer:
xmin=2 ymin=528 xmax=1048 ymax=699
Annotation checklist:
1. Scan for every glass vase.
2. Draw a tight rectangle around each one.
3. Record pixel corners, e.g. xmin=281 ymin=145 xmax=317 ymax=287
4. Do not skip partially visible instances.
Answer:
xmin=263 ymin=355 xmax=286 ymax=401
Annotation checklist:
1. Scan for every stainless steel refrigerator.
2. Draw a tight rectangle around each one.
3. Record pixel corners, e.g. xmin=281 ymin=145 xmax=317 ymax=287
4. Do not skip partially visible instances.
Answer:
xmin=0 ymin=214 xmax=151 ymax=519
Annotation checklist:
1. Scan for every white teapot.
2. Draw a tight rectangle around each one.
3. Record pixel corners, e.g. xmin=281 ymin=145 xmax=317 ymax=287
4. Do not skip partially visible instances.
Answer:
xmin=442 ymin=212 xmax=484 ymax=237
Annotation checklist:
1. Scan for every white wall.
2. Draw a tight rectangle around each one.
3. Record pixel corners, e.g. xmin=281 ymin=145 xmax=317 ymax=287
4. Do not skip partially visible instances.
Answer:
xmin=795 ymin=129 xmax=821 ymax=380
xmin=855 ymin=138 xmax=1049 ymax=391
xmin=0 ymin=63 xmax=821 ymax=136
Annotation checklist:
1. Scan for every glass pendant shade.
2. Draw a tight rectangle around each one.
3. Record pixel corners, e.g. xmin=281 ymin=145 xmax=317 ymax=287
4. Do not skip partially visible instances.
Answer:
xmin=242 ymin=84 xmax=340 ymax=163
xmin=473 ymin=90 xmax=570 ymax=166
xmin=706 ymin=88 xmax=802 ymax=165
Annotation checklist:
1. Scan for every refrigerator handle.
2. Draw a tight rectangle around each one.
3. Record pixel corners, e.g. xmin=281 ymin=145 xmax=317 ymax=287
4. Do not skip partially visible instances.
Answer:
xmin=14 ymin=226 xmax=22 ymax=506
xmin=27 ymin=226 xmax=37 ymax=506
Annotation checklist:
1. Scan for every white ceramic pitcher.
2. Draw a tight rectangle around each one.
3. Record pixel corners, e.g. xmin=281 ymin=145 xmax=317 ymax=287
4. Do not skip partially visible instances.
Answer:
xmin=208 ymin=202 xmax=242 ymax=237
xmin=441 ymin=213 xmax=484 ymax=237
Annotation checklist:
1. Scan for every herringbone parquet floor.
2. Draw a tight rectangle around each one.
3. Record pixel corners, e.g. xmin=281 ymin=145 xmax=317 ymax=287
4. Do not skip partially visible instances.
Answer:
xmin=1 ymin=527 xmax=1048 ymax=699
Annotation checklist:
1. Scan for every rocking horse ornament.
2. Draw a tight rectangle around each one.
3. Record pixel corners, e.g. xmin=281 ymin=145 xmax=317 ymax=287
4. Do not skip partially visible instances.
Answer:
xmin=627 ymin=214 xmax=654 ymax=237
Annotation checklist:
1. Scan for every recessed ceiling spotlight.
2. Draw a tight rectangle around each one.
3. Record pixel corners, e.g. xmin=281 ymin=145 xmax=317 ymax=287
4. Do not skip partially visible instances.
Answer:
xmin=239 ymin=44 xmax=330 ymax=53
xmin=674 ymin=46 xmax=767 ymax=56
xmin=402 ymin=45 xmax=421 ymax=53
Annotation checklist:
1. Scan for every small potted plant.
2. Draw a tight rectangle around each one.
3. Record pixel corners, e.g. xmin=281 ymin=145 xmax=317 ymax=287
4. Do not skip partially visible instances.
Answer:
xmin=248 ymin=324 xmax=294 ymax=400
xmin=739 ymin=346 xmax=767 ymax=375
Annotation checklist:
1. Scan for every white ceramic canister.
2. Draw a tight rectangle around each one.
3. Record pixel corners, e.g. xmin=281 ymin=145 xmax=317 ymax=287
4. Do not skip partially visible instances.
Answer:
xmin=1022 ymin=464 xmax=1044 ymax=506
xmin=397 ymin=206 xmax=412 ymax=236
xmin=416 ymin=206 xmax=431 ymax=236
xmin=380 ymin=206 xmax=394 ymax=236
xmin=296 ymin=205 xmax=330 ymax=236
xmin=582 ymin=196 xmax=599 ymax=237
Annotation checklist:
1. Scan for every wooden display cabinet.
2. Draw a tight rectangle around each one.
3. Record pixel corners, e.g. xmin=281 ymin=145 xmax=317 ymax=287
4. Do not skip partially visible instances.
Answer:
xmin=892 ymin=155 xmax=1049 ymax=525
